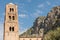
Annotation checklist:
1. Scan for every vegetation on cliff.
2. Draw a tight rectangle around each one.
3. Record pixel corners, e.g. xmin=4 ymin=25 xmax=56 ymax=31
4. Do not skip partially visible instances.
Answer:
xmin=20 ymin=16 xmax=45 ymax=37
xmin=20 ymin=6 xmax=60 ymax=40
xmin=44 ymin=27 xmax=60 ymax=40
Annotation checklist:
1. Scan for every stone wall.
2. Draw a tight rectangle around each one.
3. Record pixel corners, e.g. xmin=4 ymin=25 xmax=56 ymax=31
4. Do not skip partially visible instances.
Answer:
xmin=19 ymin=38 xmax=42 ymax=40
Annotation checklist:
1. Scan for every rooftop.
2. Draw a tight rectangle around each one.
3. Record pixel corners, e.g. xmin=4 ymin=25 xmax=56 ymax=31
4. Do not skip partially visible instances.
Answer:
xmin=9 ymin=3 xmax=14 ymax=5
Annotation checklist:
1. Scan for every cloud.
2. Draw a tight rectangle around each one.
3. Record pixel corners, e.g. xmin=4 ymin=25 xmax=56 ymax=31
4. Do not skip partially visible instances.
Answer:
xmin=15 ymin=2 xmax=24 ymax=6
xmin=20 ymin=10 xmax=28 ymax=13
xmin=19 ymin=14 xmax=28 ymax=18
xmin=33 ymin=13 xmax=40 ymax=18
xmin=27 ymin=0 xmax=32 ymax=2
xmin=19 ymin=28 xmax=27 ymax=34
xmin=46 ymin=1 xmax=51 ymax=5
xmin=15 ymin=3 xmax=24 ymax=9
xmin=38 ymin=4 xmax=44 ymax=8
xmin=19 ymin=3 xmax=24 ymax=7
xmin=31 ymin=10 xmax=43 ymax=18
xmin=19 ymin=26 xmax=28 ymax=34
xmin=0 ymin=23 xmax=3 ymax=40
xmin=36 ymin=10 xmax=43 ymax=13
xmin=20 ymin=22 xmax=24 ymax=25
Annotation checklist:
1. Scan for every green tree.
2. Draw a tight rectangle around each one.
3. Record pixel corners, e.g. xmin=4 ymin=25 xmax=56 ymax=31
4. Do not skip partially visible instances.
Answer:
xmin=44 ymin=27 xmax=60 ymax=40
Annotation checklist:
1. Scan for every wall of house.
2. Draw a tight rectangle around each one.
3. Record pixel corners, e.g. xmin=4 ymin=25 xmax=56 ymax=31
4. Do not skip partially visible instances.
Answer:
xmin=19 ymin=38 xmax=42 ymax=40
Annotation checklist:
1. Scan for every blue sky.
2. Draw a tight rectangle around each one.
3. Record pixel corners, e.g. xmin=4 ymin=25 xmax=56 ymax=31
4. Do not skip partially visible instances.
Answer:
xmin=0 ymin=0 xmax=60 ymax=40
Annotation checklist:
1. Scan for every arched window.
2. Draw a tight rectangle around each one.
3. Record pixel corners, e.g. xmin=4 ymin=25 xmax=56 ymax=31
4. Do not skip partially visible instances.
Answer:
xmin=12 ymin=27 xmax=14 ymax=31
xmin=12 ymin=8 xmax=14 ymax=12
xmin=9 ymin=27 xmax=11 ymax=31
xmin=9 ymin=27 xmax=14 ymax=31
xmin=10 ymin=8 xmax=14 ymax=12
xmin=9 ymin=16 xmax=11 ymax=20
xmin=10 ymin=8 xmax=11 ymax=12
xmin=12 ymin=16 xmax=15 ymax=20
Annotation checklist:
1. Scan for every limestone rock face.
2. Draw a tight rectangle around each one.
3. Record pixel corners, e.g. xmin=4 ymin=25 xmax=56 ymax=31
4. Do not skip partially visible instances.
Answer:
xmin=20 ymin=16 xmax=45 ymax=37
xmin=32 ymin=16 xmax=45 ymax=34
xmin=20 ymin=6 xmax=60 ymax=38
xmin=44 ymin=6 xmax=60 ymax=40
xmin=44 ymin=6 xmax=60 ymax=32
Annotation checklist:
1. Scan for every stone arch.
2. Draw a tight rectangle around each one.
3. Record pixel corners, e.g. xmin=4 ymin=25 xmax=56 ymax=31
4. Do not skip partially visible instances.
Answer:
xmin=9 ymin=27 xmax=11 ymax=31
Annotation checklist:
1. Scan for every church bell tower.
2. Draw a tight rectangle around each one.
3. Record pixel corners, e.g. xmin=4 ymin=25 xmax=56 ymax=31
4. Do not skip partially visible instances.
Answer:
xmin=4 ymin=3 xmax=19 ymax=40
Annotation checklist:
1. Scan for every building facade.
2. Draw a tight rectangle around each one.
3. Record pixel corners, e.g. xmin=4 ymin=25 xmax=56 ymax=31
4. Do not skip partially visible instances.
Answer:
xmin=4 ymin=3 xmax=42 ymax=40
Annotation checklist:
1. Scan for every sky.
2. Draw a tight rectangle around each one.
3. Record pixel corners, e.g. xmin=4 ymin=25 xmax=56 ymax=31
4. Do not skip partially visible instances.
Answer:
xmin=0 ymin=0 xmax=60 ymax=40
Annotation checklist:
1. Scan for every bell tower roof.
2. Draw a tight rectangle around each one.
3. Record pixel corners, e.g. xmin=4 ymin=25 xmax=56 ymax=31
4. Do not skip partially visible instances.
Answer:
xmin=9 ymin=3 xmax=14 ymax=5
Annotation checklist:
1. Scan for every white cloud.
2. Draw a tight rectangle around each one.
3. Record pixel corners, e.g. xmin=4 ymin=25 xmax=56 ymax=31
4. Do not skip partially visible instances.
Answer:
xmin=2 ymin=12 xmax=5 ymax=16
xmin=36 ymin=10 xmax=43 ymax=13
xmin=0 ymin=23 xmax=3 ymax=40
xmin=19 ymin=4 xmax=24 ymax=9
xmin=46 ymin=1 xmax=51 ymax=5
xmin=33 ymin=13 xmax=40 ymax=18
xmin=27 ymin=0 xmax=31 ymax=2
xmin=15 ymin=3 xmax=24 ymax=9
xmin=20 ymin=29 xmax=27 ymax=34
xmin=15 ymin=2 xmax=24 ymax=6
xmin=19 ymin=26 xmax=28 ymax=34
xmin=31 ymin=10 xmax=43 ymax=18
xmin=19 ymin=14 xmax=28 ymax=18
xmin=20 ymin=10 xmax=28 ymax=13
xmin=20 ymin=22 xmax=24 ymax=25
xmin=38 ymin=4 xmax=44 ymax=8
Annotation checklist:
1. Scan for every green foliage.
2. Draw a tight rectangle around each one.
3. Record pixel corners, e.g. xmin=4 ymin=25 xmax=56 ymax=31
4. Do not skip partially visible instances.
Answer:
xmin=44 ymin=27 xmax=60 ymax=40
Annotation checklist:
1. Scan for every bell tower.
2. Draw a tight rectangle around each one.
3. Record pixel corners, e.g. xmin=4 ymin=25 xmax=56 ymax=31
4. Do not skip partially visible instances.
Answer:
xmin=4 ymin=3 xmax=19 ymax=40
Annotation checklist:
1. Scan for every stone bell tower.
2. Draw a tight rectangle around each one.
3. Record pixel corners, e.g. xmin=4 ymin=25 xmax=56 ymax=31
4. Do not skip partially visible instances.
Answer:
xmin=4 ymin=3 xmax=19 ymax=40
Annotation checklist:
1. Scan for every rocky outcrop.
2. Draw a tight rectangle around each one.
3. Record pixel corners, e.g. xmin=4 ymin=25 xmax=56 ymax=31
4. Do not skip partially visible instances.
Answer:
xmin=44 ymin=6 xmax=60 ymax=33
xmin=20 ymin=16 xmax=45 ymax=37
xmin=20 ymin=6 xmax=60 ymax=38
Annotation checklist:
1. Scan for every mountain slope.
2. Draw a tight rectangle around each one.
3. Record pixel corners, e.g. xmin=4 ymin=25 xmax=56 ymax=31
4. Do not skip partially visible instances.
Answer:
xmin=20 ymin=16 xmax=45 ymax=37
xmin=20 ymin=6 xmax=60 ymax=39
xmin=44 ymin=6 xmax=60 ymax=40
xmin=44 ymin=27 xmax=60 ymax=40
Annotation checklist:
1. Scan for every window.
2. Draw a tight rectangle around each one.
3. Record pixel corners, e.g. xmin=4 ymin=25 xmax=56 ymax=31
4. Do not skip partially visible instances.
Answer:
xmin=12 ymin=16 xmax=15 ymax=20
xmin=12 ymin=8 xmax=14 ymax=12
xmin=9 ymin=16 xmax=15 ymax=20
xmin=12 ymin=27 xmax=14 ymax=31
xmin=9 ymin=27 xmax=14 ymax=31
xmin=10 ymin=8 xmax=14 ymax=12
xmin=9 ymin=27 xmax=11 ymax=31
xmin=10 ymin=8 xmax=11 ymax=12
xmin=9 ymin=16 xmax=11 ymax=20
